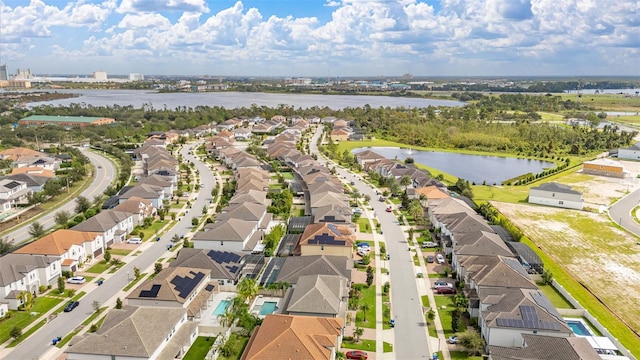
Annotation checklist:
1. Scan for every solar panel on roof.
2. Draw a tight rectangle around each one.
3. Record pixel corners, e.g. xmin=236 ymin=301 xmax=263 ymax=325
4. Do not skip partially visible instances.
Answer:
xmin=309 ymin=233 xmax=346 ymax=246
xmin=228 ymin=266 xmax=239 ymax=273
xmin=170 ymin=271 xmax=205 ymax=299
xmin=205 ymin=284 xmax=215 ymax=291
xmin=327 ymin=223 xmax=342 ymax=237
xmin=5 ymin=181 xmax=21 ymax=189
xmin=139 ymin=284 xmax=161 ymax=298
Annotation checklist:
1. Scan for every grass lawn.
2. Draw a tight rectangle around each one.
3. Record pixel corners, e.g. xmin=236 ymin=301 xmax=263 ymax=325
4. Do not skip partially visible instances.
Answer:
xmin=449 ymin=350 xmax=483 ymax=360
xmin=341 ymin=339 xmax=376 ymax=352
xmin=183 ymin=336 xmax=216 ymax=360
xmin=536 ymin=283 xmax=574 ymax=309
xmin=358 ymin=218 xmax=372 ymax=233
xmin=85 ymin=261 xmax=111 ymax=274
xmin=383 ymin=342 xmax=393 ymax=353
xmin=280 ymin=172 xmax=294 ymax=180
xmin=217 ymin=335 xmax=249 ymax=360
xmin=7 ymin=318 xmax=47 ymax=347
xmin=108 ymin=248 xmax=132 ymax=256
xmin=355 ymin=285 xmax=376 ymax=329
xmin=434 ymin=295 xmax=466 ymax=337
xmin=123 ymin=273 xmax=147 ymax=291
xmin=140 ymin=220 xmax=168 ymax=238
xmin=0 ymin=296 xmax=63 ymax=344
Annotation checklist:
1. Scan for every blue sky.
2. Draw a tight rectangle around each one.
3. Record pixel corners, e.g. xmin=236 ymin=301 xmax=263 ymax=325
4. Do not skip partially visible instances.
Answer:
xmin=0 ymin=0 xmax=638 ymax=77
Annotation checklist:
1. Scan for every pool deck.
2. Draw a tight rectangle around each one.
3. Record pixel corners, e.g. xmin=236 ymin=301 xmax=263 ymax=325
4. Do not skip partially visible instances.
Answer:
xmin=199 ymin=292 xmax=236 ymax=328
xmin=251 ymin=295 xmax=282 ymax=317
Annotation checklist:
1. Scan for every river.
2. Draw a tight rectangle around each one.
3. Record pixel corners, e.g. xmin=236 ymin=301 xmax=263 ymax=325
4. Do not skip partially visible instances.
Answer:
xmin=25 ymin=89 xmax=465 ymax=110
xmin=353 ymin=147 xmax=555 ymax=185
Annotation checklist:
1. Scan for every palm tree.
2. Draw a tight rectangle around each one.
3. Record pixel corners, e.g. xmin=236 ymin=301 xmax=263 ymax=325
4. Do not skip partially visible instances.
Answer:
xmin=237 ymin=277 xmax=258 ymax=301
xmin=360 ymin=303 xmax=370 ymax=322
xmin=400 ymin=175 xmax=412 ymax=190
xmin=218 ymin=310 xmax=236 ymax=328
xmin=353 ymin=327 xmax=364 ymax=343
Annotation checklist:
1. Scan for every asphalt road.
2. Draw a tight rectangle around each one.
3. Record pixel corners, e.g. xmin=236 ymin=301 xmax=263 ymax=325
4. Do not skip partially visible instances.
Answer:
xmin=609 ymin=186 xmax=640 ymax=236
xmin=7 ymin=148 xmax=115 ymax=245
xmin=309 ymin=128 xmax=431 ymax=359
xmin=8 ymin=142 xmax=215 ymax=360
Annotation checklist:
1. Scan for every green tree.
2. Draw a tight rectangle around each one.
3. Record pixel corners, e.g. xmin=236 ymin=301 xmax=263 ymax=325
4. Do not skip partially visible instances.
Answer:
xmin=103 ymin=250 xmax=111 ymax=263
xmin=237 ymin=277 xmax=258 ymax=301
xmin=57 ymin=276 xmax=65 ymax=294
xmin=360 ymin=303 xmax=370 ymax=322
xmin=541 ymin=270 xmax=553 ymax=285
xmin=0 ymin=237 xmax=14 ymax=256
xmin=29 ymin=222 xmax=46 ymax=239
xmin=92 ymin=300 xmax=100 ymax=313
xmin=457 ymin=328 xmax=485 ymax=356
xmin=10 ymin=326 xmax=22 ymax=340
xmin=400 ymin=175 xmax=412 ymax=190
xmin=154 ymin=262 xmax=163 ymax=275
xmin=218 ymin=333 xmax=238 ymax=357
xmin=134 ymin=266 xmax=140 ymax=278
xmin=115 ymin=297 xmax=122 ymax=309
xmin=75 ymin=195 xmax=92 ymax=214
xmin=54 ymin=210 xmax=71 ymax=229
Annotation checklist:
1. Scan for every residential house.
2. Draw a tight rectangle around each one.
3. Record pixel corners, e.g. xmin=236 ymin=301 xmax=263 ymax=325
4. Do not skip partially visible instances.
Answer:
xmin=582 ymin=158 xmax=628 ymax=178
xmin=0 ymin=254 xmax=61 ymax=310
xmin=240 ymin=314 xmax=343 ymax=360
xmin=193 ymin=218 xmax=262 ymax=253
xmin=459 ymin=255 xmax=538 ymax=298
xmin=229 ymin=189 xmax=268 ymax=206
xmin=232 ymin=128 xmax=252 ymax=141
xmin=313 ymin=204 xmax=353 ymax=225
xmin=479 ymin=287 xmax=572 ymax=347
xmin=0 ymin=147 xmax=42 ymax=162
xmin=138 ymin=174 xmax=175 ymax=198
xmin=66 ymin=306 xmax=198 ymax=360
xmin=216 ymin=203 xmax=271 ymax=230
xmin=169 ymin=249 xmax=264 ymax=288
xmin=1 ymin=173 xmax=49 ymax=193
xmin=261 ymin=255 xmax=351 ymax=287
xmin=13 ymin=230 xmax=101 ymax=271
xmin=10 ymin=166 xmax=55 ymax=178
xmin=283 ymin=275 xmax=348 ymax=319
xmin=329 ymin=128 xmax=350 ymax=142
xmin=353 ymin=150 xmax=385 ymax=167
xmin=0 ymin=179 xmax=29 ymax=207
xmin=71 ymin=210 xmax=135 ymax=246
xmin=127 ymin=267 xmax=215 ymax=320
xmin=217 ymin=119 xmax=240 ymax=131
xmin=487 ymin=334 xmax=600 ymax=360
xmin=295 ymin=223 xmax=354 ymax=258
xmin=451 ymin=231 xmax=514 ymax=270
xmin=309 ymin=192 xmax=350 ymax=215
xmin=617 ymin=142 xmax=640 ymax=160
xmin=113 ymin=196 xmax=156 ymax=225
xmin=528 ymin=182 xmax=583 ymax=210
xmin=119 ymin=183 xmax=165 ymax=208
xmin=251 ymin=123 xmax=274 ymax=134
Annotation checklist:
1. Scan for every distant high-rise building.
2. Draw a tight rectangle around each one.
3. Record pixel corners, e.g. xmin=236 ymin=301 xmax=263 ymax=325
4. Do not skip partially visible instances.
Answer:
xmin=129 ymin=73 xmax=144 ymax=81
xmin=14 ymin=69 xmax=32 ymax=79
xmin=0 ymin=64 xmax=8 ymax=81
xmin=93 ymin=71 xmax=107 ymax=80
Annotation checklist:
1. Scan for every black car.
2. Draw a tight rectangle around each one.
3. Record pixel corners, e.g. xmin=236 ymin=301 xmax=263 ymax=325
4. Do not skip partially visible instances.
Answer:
xmin=64 ymin=301 xmax=80 ymax=312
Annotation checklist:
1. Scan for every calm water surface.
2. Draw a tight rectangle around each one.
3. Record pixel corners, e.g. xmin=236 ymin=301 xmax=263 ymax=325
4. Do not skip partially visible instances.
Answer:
xmin=26 ymin=89 xmax=465 ymax=110
xmin=354 ymin=147 xmax=555 ymax=184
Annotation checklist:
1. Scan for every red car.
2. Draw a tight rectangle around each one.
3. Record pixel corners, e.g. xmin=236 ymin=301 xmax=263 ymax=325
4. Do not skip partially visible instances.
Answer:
xmin=346 ymin=350 xmax=368 ymax=359
xmin=437 ymin=286 xmax=457 ymax=294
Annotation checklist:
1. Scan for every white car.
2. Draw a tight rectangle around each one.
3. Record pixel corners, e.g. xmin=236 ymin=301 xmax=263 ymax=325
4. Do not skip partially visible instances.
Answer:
xmin=67 ymin=276 xmax=86 ymax=284
xmin=126 ymin=237 xmax=142 ymax=244
xmin=436 ymin=254 xmax=446 ymax=264
xmin=357 ymin=249 xmax=370 ymax=257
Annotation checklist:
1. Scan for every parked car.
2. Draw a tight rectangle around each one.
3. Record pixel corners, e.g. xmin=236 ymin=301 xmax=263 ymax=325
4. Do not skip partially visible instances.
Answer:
xmin=357 ymin=249 xmax=370 ymax=257
xmin=437 ymin=286 xmax=457 ymax=294
xmin=436 ymin=254 xmax=446 ymax=264
xmin=64 ymin=301 xmax=80 ymax=312
xmin=126 ymin=237 xmax=142 ymax=244
xmin=379 ymin=196 xmax=385 ymax=202
xmin=426 ymin=255 xmax=435 ymax=263
xmin=422 ymin=241 xmax=437 ymax=248
xmin=66 ymin=276 xmax=86 ymax=284
xmin=346 ymin=350 xmax=368 ymax=359
xmin=385 ymin=206 xmax=392 ymax=212
xmin=434 ymin=281 xmax=453 ymax=289
xmin=447 ymin=335 xmax=459 ymax=344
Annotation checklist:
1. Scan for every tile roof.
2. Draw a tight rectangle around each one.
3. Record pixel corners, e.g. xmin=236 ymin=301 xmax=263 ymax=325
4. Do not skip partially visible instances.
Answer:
xmin=14 ymin=229 xmax=97 ymax=256
xmin=285 ymin=274 xmax=346 ymax=316
xmin=9 ymin=167 xmax=56 ymax=178
xmin=240 ymin=314 xmax=343 ymax=360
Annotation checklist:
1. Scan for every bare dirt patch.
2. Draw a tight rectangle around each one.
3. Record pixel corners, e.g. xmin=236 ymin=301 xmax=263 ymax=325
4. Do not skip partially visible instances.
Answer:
xmin=493 ymin=202 xmax=640 ymax=335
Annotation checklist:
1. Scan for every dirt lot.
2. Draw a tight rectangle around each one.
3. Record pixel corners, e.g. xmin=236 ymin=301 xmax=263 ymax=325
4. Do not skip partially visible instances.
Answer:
xmin=493 ymin=165 xmax=640 ymax=336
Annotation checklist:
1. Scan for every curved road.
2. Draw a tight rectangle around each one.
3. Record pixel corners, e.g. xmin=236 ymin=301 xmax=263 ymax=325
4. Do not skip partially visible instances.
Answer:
xmin=609 ymin=186 xmax=640 ymax=236
xmin=7 ymin=149 xmax=115 ymax=244
xmin=8 ymin=143 xmax=216 ymax=360
xmin=310 ymin=128 xmax=431 ymax=359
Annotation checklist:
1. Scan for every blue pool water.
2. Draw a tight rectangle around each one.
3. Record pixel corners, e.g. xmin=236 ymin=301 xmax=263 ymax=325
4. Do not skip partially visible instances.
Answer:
xmin=259 ymin=301 xmax=278 ymax=315
xmin=566 ymin=320 xmax=592 ymax=336
xmin=213 ymin=300 xmax=231 ymax=316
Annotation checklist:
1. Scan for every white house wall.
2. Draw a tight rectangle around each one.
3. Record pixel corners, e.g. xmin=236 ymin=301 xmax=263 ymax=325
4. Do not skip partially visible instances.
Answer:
xmin=528 ymin=195 xmax=583 ymax=210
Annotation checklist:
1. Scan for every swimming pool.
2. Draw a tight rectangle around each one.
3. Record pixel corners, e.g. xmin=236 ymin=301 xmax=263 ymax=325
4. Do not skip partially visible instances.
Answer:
xmin=566 ymin=319 xmax=593 ymax=336
xmin=259 ymin=301 xmax=278 ymax=315
xmin=213 ymin=300 xmax=231 ymax=316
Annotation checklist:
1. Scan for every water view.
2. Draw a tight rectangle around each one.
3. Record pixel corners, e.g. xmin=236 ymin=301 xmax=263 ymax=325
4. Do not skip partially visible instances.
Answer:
xmin=353 ymin=147 xmax=555 ymax=185
xmin=26 ymin=89 xmax=465 ymax=110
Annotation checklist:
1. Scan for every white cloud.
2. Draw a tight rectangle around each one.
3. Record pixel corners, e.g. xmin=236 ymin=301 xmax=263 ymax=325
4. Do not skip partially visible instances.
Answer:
xmin=1 ymin=0 xmax=638 ymax=76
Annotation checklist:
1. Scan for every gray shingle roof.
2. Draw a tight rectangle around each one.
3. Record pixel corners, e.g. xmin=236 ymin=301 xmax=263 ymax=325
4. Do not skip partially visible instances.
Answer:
xmin=488 ymin=334 xmax=600 ymax=360
xmin=285 ymin=274 xmax=346 ymax=316
xmin=72 ymin=210 xmax=132 ymax=232
xmin=530 ymin=182 xmax=581 ymax=195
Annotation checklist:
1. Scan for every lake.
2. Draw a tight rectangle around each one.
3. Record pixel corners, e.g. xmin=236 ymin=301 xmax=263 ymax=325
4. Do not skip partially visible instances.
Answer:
xmin=25 ymin=89 xmax=465 ymax=110
xmin=353 ymin=147 xmax=555 ymax=185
